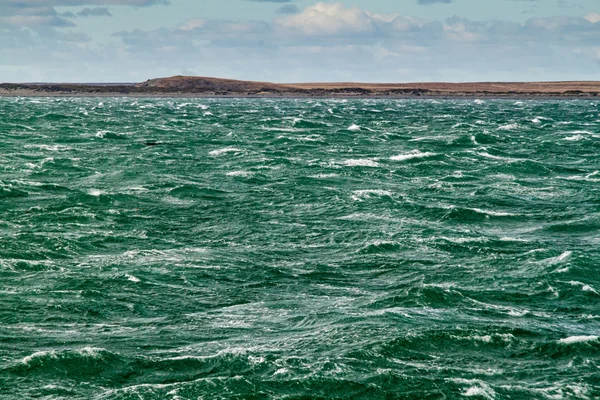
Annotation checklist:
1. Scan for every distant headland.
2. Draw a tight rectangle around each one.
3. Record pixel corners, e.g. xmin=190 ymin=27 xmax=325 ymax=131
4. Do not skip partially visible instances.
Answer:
xmin=1 ymin=76 xmax=599 ymax=98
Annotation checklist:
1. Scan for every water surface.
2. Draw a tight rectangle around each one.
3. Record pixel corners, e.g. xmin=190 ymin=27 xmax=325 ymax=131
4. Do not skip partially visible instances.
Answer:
xmin=1 ymin=98 xmax=599 ymax=399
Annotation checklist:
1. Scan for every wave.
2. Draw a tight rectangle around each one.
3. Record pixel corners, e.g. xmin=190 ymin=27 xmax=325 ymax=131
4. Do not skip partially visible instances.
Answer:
xmin=226 ymin=170 xmax=254 ymax=177
xmin=558 ymin=335 xmax=598 ymax=345
xmin=209 ymin=147 xmax=243 ymax=156
xmin=342 ymin=159 xmax=380 ymax=167
xmin=497 ymin=123 xmax=519 ymax=131
xmin=390 ymin=150 xmax=437 ymax=162
xmin=351 ymin=189 xmax=393 ymax=201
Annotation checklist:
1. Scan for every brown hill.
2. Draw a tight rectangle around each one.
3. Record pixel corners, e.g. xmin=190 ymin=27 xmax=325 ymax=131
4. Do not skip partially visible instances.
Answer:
xmin=2 ymin=76 xmax=600 ymax=97
xmin=135 ymin=76 xmax=600 ymax=96
xmin=287 ymin=81 xmax=600 ymax=94
xmin=136 ymin=76 xmax=286 ymax=93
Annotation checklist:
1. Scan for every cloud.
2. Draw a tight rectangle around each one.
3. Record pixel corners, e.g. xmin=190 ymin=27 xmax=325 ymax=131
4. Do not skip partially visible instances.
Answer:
xmin=0 ymin=0 xmax=167 ymax=28
xmin=275 ymin=2 xmax=398 ymax=36
xmin=0 ymin=1 xmax=166 ymax=5
xmin=418 ymin=0 xmax=452 ymax=4
xmin=2 ymin=1 xmax=600 ymax=83
xmin=585 ymin=12 xmax=600 ymax=24
xmin=276 ymin=4 xmax=299 ymax=15
xmin=77 ymin=7 xmax=112 ymax=17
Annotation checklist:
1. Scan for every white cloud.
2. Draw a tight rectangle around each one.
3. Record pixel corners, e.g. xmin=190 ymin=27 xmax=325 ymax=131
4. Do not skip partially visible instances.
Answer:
xmin=276 ymin=2 xmax=389 ymax=36
xmin=2 ymin=2 xmax=600 ymax=83
xmin=585 ymin=12 xmax=600 ymax=24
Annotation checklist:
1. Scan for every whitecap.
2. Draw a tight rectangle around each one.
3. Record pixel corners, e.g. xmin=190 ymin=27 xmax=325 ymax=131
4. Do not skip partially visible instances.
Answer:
xmin=390 ymin=150 xmax=437 ymax=162
xmin=499 ymin=237 xmax=528 ymax=243
xmin=555 ymin=251 xmax=572 ymax=262
xmin=563 ymin=134 xmax=584 ymax=141
xmin=88 ymin=189 xmax=104 ymax=197
xmin=465 ymin=387 xmax=494 ymax=399
xmin=125 ymin=274 xmax=140 ymax=283
xmin=351 ymin=189 xmax=393 ymax=201
xmin=310 ymin=173 xmax=339 ymax=179
xmin=348 ymin=124 xmax=361 ymax=131
xmin=209 ymin=147 xmax=242 ymax=156
xmin=226 ymin=171 xmax=253 ymax=177
xmin=452 ymin=379 xmax=496 ymax=400
xmin=558 ymin=335 xmax=598 ymax=344
xmin=475 ymin=151 xmax=518 ymax=162
xmin=569 ymin=281 xmax=599 ymax=295
xmin=440 ymin=236 xmax=487 ymax=244
xmin=470 ymin=208 xmax=516 ymax=217
xmin=22 ymin=350 xmax=57 ymax=364
xmin=343 ymin=159 xmax=380 ymax=167
xmin=497 ymin=123 xmax=519 ymax=131
xmin=25 ymin=144 xmax=71 ymax=152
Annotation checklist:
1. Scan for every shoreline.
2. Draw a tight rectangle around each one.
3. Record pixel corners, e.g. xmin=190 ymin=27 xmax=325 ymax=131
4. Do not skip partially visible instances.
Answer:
xmin=2 ymin=77 xmax=600 ymax=100
xmin=0 ymin=91 xmax=597 ymax=100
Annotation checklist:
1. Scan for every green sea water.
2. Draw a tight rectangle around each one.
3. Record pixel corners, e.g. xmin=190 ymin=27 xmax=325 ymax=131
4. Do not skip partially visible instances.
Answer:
xmin=1 ymin=97 xmax=599 ymax=399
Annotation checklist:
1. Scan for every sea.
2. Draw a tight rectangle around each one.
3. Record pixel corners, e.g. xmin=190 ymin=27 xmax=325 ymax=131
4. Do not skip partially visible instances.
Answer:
xmin=1 ymin=97 xmax=599 ymax=399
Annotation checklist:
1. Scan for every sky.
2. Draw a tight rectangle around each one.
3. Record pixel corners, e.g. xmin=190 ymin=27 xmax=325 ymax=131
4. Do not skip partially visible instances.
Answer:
xmin=1 ymin=0 xmax=599 ymax=83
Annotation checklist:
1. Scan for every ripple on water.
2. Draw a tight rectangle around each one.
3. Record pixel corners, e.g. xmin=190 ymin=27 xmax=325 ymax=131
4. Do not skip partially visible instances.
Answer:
xmin=2 ymin=98 xmax=600 ymax=399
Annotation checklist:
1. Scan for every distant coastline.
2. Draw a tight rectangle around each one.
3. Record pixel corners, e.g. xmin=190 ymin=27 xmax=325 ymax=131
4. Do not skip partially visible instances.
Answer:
xmin=1 ymin=76 xmax=599 ymax=99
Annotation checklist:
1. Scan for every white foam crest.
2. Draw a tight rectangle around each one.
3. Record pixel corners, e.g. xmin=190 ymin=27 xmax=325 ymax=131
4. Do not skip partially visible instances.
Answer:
xmin=125 ymin=274 xmax=141 ymax=283
xmin=441 ymin=236 xmax=487 ymax=244
xmin=409 ymin=135 xmax=449 ymax=142
xmin=452 ymin=379 xmax=496 ymax=400
xmin=209 ymin=147 xmax=243 ymax=156
xmin=310 ymin=173 xmax=339 ymax=179
xmin=88 ymin=189 xmax=104 ymax=197
xmin=497 ymin=123 xmax=519 ymax=131
xmin=22 ymin=350 xmax=57 ymax=364
xmin=25 ymin=144 xmax=71 ymax=152
xmin=568 ymin=130 xmax=593 ymax=135
xmin=77 ymin=347 xmax=106 ymax=357
xmin=264 ymin=127 xmax=300 ymax=132
xmin=569 ymin=281 xmax=599 ymax=295
xmin=273 ymin=368 xmax=288 ymax=376
xmin=499 ymin=237 xmax=529 ymax=243
xmin=351 ymin=189 xmax=393 ymax=201
xmin=470 ymin=208 xmax=516 ymax=217
xmin=390 ymin=150 xmax=437 ymax=162
xmin=555 ymin=251 xmax=572 ymax=262
xmin=226 ymin=171 xmax=253 ymax=177
xmin=22 ymin=347 xmax=106 ymax=364
xmin=465 ymin=387 xmax=495 ymax=399
xmin=348 ymin=124 xmax=361 ymax=131
xmin=343 ymin=159 xmax=380 ymax=167
xmin=338 ymin=213 xmax=402 ymax=222
xmin=475 ymin=151 xmax=519 ymax=162
xmin=563 ymin=134 xmax=584 ymax=141
xmin=558 ymin=335 xmax=598 ymax=344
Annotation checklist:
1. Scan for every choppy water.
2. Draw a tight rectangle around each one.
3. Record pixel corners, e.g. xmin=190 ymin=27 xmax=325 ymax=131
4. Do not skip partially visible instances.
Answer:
xmin=1 ymin=97 xmax=599 ymax=399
